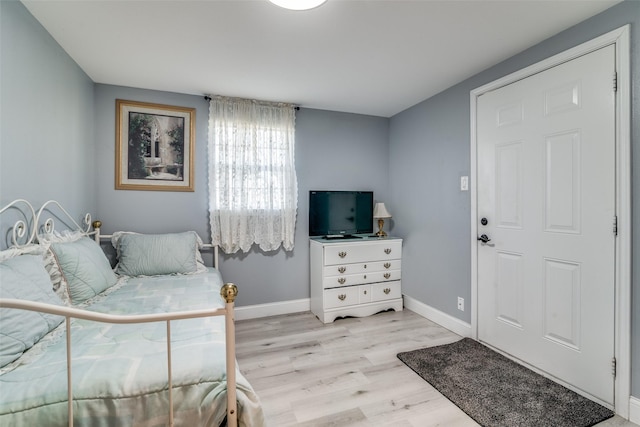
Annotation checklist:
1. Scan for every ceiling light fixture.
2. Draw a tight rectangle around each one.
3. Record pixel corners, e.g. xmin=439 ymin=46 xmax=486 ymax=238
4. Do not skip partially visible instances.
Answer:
xmin=268 ymin=0 xmax=327 ymax=11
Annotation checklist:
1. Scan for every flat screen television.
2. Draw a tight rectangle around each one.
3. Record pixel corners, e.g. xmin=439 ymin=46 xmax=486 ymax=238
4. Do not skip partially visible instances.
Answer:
xmin=309 ymin=190 xmax=374 ymax=238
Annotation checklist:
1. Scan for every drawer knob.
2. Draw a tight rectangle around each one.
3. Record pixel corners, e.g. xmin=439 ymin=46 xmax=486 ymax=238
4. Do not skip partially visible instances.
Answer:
xmin=384 ymin=248 xmax=392 ymax=254
xmin=384 ymin=288 xmax=391 ymax=295
xmin=384 ymin=262 xmax=391 ymax=269
xmin=338 ymin=277 xmax=346 ymax=284
xmin=364 ymin=290 xmax=367 ymax=295
xmin=364 ymin=275 xmax=367 ymax=279
xmin=338 ymin=294 xmax=347 ymax=301
xmin=338 ymin=266 xmax=346 ymax=273
xmin=339 ymin=251 xmax=347 ymax=258
xmin=384 ymin=273 xmax=391 ymax=279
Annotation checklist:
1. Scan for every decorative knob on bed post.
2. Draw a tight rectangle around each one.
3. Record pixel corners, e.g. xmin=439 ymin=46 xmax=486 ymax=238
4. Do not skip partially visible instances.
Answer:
xmin=91 ymin=220 xmax=103 ymax=244
xmin=221 ymin=283 xmax=238 ymax=303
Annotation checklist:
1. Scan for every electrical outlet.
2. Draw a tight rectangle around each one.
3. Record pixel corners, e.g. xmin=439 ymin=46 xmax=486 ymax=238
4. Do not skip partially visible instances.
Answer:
xmin=457 ymin=297 xmax=464 ymax=311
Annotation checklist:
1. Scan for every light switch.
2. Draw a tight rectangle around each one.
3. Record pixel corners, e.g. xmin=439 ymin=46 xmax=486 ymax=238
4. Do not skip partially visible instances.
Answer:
xmin=460 ymin=176 xmax=469 ymax=191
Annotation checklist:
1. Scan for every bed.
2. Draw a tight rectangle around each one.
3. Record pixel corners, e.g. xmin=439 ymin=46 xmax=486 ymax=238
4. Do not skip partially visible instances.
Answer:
xmin=0 ymin=199 xmax=264 ymax=427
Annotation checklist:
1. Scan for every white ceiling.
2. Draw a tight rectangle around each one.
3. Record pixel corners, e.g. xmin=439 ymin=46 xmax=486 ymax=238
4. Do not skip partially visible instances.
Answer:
xmin=23 ymin=0 xmax=620 ymax=117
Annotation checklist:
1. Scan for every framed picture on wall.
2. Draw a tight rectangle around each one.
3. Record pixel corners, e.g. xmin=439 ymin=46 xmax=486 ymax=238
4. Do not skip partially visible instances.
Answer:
xmin=115 ymin=99 xmax=195 ymax=191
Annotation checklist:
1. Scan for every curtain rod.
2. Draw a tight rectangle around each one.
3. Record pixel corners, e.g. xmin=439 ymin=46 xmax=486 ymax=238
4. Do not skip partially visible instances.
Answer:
xmin=204 ymin=95 xmax=299 ymax=110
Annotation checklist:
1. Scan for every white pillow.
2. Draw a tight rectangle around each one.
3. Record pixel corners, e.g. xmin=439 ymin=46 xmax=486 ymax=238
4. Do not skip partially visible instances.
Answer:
xmin=0 ymin=254 xmax=64 ymax=368
xmin=47 ymin=237 xmax=118 ymax=305
xmin=38 ymin=230 xmax=86 ymax=304
xmin=0 ymin=244 xmax=65 ymax=300
xmin=0 ymin=244 xmax=44 ymax=262
xmin=112 ymin=231 xmax=207 ymax=277
xmin=38 ymin=230 xmax=85 ymax=244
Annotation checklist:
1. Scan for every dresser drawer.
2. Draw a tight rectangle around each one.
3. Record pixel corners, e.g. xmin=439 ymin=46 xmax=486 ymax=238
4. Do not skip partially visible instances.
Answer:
xmin=323 ymin=260 xmax=402 ymax=277
xmin=323 ymin=268 xmax=401 ymax=289
xmin=371 ymin=281 xmax=402 ymax=302
xmin=324 ymin=286 xmax=360 ymax=309
xmin=324 ymin=240 xmax=402 ymax=265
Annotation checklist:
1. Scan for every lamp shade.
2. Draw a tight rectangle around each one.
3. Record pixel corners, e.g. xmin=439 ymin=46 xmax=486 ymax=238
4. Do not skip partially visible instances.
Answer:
xmin=268 ymin=0 xmax=327 ymax=10
xmin=373 ymin=202 xmax=392 ymax=219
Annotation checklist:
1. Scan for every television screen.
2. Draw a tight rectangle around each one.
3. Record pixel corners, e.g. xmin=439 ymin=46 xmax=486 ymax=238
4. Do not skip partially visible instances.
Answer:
xmin=309 ymin=191 xmax=373 ymax=237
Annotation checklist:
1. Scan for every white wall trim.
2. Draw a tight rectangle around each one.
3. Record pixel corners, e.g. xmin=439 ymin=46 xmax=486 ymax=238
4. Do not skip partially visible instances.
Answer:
xmin=469 ymin=25 xmax=631 ymax=418
xmin=629 ymin=397 xmax=640 ymax=425
xmin=404 ymin=295 xmax=472 ymax=338
xmin=235 ymin=298 xmax=310 ymax=321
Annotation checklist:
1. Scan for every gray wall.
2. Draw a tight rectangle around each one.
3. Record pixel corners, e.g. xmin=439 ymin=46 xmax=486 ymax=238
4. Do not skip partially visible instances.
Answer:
xmin=389 ymin=86 xmax=472 ymax=320
xmin=94 ymin=86 xmax=390 ymax=306
xmin=389 ymin=0 xmax=639 ymax=395
xmin=218 ymin=108 xmax=390 ymax=305
xmin=93 ymin=86 xmax=211 ymax=238
xmin=0 ymin=0 xmax=95 ymax=218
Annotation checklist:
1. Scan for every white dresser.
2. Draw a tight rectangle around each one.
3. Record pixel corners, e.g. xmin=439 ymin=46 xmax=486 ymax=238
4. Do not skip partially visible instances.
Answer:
xmin=310 ymin=236 xmax=403 ymax=323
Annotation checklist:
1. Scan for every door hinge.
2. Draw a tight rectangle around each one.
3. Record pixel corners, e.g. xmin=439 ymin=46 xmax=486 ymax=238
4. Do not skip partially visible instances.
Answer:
xmin=611 ymin=357 xmax=617 ymax=378
xmin=613 ymin=72 xmax=618 ymax=92
xmin=613 ymin=215 xmax=618 ymax=236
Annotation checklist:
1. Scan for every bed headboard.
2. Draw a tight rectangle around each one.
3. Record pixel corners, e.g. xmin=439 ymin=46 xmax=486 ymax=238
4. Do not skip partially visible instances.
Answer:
xmin=35 ymin=200 xmax=94 ymax=240
xmin=0 ymin=199 xmax=37 ymax=250
xmin=1 ymin=199 xmax=219 ymax=269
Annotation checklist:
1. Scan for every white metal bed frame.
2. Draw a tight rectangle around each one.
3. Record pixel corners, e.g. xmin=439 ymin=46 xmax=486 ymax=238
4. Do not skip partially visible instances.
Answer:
xmin=0 ymin=199 xmax=238 ymax=427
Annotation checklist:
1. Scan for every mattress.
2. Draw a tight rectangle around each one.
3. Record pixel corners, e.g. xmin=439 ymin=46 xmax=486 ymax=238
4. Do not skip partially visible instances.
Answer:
xmin=0 ymin=268 xmax=264 ymax=427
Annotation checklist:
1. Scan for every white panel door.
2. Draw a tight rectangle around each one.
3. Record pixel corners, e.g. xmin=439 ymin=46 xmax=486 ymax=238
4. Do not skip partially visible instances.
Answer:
xmin=477 ymin=45 xmax=616 ymax=405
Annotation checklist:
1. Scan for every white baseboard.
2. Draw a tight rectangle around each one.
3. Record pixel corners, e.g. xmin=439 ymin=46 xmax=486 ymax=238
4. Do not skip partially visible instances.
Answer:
xmin=235 ymin=298 xmax=310 ymax=321
xmin=403 ymin=295 xmax=472 ymax=337
xmin=235 ymin=295 xmax=473 ymax=338
xmin=629 ymin=396 xmax=640 ymax=424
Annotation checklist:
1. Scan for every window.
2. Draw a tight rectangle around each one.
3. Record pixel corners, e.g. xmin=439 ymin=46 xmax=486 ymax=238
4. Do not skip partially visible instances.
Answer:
xmin=207 ymin=96 xmax=298 ymax=254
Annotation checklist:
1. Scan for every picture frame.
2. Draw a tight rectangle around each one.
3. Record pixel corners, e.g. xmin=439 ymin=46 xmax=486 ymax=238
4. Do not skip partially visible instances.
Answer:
xmin=115 ymin=99 xmax=195 ymax=191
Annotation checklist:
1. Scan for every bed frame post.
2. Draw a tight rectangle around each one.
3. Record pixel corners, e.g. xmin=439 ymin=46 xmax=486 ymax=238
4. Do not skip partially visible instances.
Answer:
xmin=220 ymin=283 xmax=238 ymax=427
xmin=92 ymin=220 xmax=102 ymax=243
xmin=65 ymin=316 xmax=73 ymax=427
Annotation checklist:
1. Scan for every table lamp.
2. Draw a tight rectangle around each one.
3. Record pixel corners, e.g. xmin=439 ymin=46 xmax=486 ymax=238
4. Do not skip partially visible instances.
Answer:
xmin=373 ymin=202 xmax=392 ymax=237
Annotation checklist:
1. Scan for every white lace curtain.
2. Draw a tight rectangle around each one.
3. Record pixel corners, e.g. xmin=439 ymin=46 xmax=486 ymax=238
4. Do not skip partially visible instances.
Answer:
xmin=207 ymin=96 xmax=298 ymax=253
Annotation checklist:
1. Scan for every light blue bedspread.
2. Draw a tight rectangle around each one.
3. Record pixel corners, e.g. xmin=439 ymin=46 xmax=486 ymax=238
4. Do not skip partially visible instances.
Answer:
xmin=0 ymin=269 xmax=264 ymax=427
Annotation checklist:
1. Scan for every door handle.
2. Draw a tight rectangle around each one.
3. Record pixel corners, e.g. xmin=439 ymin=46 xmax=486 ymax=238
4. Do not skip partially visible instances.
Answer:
xmin=477 ymin=234 xmax=495 ymax=246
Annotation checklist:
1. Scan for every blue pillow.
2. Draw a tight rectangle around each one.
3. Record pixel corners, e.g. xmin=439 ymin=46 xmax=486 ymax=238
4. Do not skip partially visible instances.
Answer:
xmin=0 ymin=254 xmax=64 ymax=368
xmin=114 ymin=232 xmax=202 ymax=276
xmin=49 ymin=237 xmax=118 ymax=305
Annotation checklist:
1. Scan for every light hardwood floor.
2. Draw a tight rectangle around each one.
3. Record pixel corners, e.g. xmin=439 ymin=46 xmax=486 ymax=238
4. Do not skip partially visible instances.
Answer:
xmin=236 ymin=309 xmax=636 ymax=427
